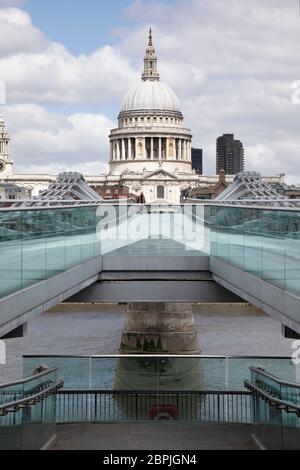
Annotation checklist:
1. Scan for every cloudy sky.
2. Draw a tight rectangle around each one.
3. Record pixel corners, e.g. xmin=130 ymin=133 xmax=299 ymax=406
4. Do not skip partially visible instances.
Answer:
xmin=0 ymin=0 xmax=300 ymax=182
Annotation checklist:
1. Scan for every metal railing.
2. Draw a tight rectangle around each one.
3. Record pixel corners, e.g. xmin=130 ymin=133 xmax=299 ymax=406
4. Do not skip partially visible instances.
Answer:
xmin=0 ymin=199 xmax=136 ymax=210
xmin=244 ymin=381 xmax=300 ymax=417
xmin=0 ymin=381 xmax=54 ymax=407
xmin=249 ymin=367 xmax=300 ymax=389
xmin=183 ymin=198 xmax=300 ymax=209
xmin=56 ymin=390 xmax=252 ymax=424
xmin=245 ymin=368 xmax=300 ymax=450
xmin=0 ymin=380 xmax=64 ymax=427
xmin=0 ymin=368 xmax=62 ymax=425
xmin=0 ymin=367 xmax=58 ymax=389
xmin=0 ymin=381 xmax=64 ymax=416
xmin=248 ymin=367 xmax=300 ymax=409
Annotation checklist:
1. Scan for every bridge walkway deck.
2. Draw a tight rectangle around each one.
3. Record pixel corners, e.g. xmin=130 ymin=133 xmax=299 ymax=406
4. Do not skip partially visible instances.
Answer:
xmin=52 ymin=422 xmax=255 ymax=451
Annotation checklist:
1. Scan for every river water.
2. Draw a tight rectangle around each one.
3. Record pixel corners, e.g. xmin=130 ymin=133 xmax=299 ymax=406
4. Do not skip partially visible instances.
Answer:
xmin=0 ymin=303 xmax=296 ymax=385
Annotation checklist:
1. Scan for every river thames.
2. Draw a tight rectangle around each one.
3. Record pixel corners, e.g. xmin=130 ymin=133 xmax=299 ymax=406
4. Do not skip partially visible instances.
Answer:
xmin=0 ymin=303 xmax=295 ymax=384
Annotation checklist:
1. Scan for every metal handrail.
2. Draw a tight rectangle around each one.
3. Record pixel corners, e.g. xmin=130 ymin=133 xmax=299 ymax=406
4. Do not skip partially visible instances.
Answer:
xmin=56 ymin=389 xmax=252 ymax=425
xmin=206 ymin=202 xmax=300 ymax=211
xmin=23 ymin=354 xmax=292 ymax=359
xmin=244 ymin=380 xmax=300 ymax=417
xmin=0 ymin=380 xmax=64 ymax=416
xmin=210 ymin=199 xmax=300 ymax=203
xmin=1 ymin=201 xmax=300 ymax=212
xmin=249 ymin=367 xmax=300 ymax=389
xmin=185 ymin=198 xmax=300 ymax=203
xmin=0 ymin=199 xmax=137 ymax=211
xmin=57 ymin=389 xmax=252 ymax=395
xmin=0 ymin=368 xmax=58 ymax=389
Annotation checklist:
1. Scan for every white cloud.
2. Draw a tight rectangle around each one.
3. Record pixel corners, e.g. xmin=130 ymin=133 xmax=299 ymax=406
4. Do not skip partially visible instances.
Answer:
xmin=0 ymin=1 xmax=300 ymax=181
xmin=3 ymin=104 xmax=114 ymax=174
xmin=0 ymin=7 xmax=138 ymax=105
xmin=0 ymin=8 xmax=47 ymax=57
xmin=122 ymin=0 xmax=300 ymax=179
xmin=1 ymin=42 xmax=138 ymax=105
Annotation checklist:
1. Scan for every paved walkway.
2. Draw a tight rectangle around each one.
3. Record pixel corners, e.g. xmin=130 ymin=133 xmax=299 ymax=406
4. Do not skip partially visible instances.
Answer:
xmin=107 ymin=238 xmax=203 ymax=257
xmin=52 ymin=423 xmax=255 ymax=450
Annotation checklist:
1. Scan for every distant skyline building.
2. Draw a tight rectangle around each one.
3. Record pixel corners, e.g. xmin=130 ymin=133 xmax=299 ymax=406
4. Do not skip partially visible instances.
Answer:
xmin=191 ymin=148 xmax=203 ymax=175
xmin=216 ymin=134 xmax=245 ymax=175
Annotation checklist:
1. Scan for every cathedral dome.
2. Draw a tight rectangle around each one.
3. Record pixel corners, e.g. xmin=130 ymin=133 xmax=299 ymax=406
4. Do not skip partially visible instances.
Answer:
xmin=109 ymin=28 xmax=193 ymax=195
xmin=121 ymin=80 xmax=181 ymax=113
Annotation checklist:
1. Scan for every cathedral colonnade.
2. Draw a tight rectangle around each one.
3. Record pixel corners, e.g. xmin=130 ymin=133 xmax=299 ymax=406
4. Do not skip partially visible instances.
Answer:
xmin=110 ymin=136 xmax=192 ymax=162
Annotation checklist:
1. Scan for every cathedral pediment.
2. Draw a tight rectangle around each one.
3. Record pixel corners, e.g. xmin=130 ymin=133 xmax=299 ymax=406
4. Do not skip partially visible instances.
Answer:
xmin=143 ymin=169 xmax=179 ymax=181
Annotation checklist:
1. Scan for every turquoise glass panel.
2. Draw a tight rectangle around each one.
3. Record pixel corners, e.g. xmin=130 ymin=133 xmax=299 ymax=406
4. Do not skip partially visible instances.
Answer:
xmin=0 ymin=210 xmax=22 ymax=297
xmin=243 ymin=208 xmax=263 ymax=276
xmin=45 ymin=209 xmax=66 ymax=277
xmin=1 ymin=204 xmax=300 ymax=302
xmin=212 ymin=206 xmax=300 ymax=299
xmin=261 ymin=210 xmax=285 ymax=289
xmin=21 ymin=210 xmax=47 ymax=288
xmin=284 ymin=212 xmax=300 ymax=297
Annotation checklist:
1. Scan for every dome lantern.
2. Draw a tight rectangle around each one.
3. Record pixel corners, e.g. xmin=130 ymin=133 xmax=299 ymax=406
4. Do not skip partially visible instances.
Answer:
xmin=120 ymin=29 xmax=181 ymax=114
xmin=142 ymin=28 xmax=160 ymax=82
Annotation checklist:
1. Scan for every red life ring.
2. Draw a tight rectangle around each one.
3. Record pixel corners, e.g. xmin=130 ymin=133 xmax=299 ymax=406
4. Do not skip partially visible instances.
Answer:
xmin=149 ymin=404 xmax=179 ymax=420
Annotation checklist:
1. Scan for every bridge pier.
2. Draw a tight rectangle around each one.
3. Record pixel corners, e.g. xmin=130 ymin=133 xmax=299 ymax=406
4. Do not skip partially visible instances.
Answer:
xmin=120 ymin=303 xmax=201 ymax=355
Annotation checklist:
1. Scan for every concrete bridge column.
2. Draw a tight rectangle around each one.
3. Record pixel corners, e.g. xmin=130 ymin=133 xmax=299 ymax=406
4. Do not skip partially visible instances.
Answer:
xmin=120 ymin=303 xmax=200 ymax=355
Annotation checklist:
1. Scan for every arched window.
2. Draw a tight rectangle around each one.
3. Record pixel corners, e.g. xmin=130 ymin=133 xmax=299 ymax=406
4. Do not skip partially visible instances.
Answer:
xmin=157 ymin=186 xmax=165 ymax=199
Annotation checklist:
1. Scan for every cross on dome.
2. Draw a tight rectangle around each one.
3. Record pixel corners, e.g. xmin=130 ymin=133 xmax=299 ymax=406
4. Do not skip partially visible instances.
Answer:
xmin=148 ymin=28 xmax=153 ymax=47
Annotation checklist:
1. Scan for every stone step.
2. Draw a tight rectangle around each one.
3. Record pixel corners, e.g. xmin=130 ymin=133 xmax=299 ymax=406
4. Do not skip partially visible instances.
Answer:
xmin=99 ymin=271 xmax=212 ymax=281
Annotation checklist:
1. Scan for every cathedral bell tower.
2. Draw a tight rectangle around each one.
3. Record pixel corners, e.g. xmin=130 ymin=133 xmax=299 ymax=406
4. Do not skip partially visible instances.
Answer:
xmin=0 ymin=115 xmax=13 ymax=177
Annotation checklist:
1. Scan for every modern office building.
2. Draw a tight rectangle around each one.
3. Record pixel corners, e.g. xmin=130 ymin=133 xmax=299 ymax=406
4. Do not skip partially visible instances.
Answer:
xmin=216 ymin=134 xmax=245 ymax=175
xmin=191 ymin=148 xmax=203 ymax=175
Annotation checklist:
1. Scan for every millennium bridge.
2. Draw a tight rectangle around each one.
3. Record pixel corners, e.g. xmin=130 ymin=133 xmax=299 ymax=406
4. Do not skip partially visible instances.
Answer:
xmin=1 ymin=172 xmax=300 ymax=450
xmin=1 ymin=198 xmax=300 ymax=339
